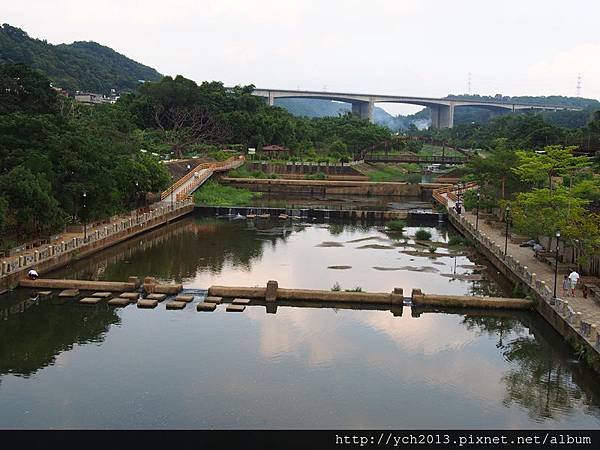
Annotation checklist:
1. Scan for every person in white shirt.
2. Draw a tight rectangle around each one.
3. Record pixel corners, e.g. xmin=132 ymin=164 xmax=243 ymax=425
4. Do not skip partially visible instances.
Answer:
xmin=568 ymin=270 xmax=580 ymax=296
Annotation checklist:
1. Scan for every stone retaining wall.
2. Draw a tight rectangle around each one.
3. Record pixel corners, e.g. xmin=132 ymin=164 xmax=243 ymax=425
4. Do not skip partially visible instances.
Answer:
xmin=446 ymin=206 xmax=600 ymax=373
xmin=1 ymin=201 xmax=194 ymax=292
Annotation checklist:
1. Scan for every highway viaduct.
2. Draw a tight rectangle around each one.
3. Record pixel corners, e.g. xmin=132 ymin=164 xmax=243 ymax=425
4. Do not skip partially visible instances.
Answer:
xmin=250 ymin=88 xmax=581 ymax=129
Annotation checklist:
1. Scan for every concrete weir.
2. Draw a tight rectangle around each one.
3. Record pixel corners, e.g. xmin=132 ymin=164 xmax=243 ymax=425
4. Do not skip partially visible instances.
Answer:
xmin=208 ymin=281 xmax=531 ymax=310
xmin=20 ymin=278 xmax=136 ymax=292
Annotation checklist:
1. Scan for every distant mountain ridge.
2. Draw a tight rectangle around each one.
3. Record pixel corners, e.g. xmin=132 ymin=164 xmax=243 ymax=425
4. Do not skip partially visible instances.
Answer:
xmin=0 ymin=23 xmax=162 ymax=93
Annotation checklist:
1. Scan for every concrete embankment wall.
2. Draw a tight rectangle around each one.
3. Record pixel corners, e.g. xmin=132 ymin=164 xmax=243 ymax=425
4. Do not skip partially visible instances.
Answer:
xmin=1 ymin=203 xmax=194 ymax=292
xmin=447 ymin=209 xmax=600 ymax=373
xmin=220 ymin=177 xmax=421 ymax=196
xmin=246 ymin=161 xmax=363 ymax=177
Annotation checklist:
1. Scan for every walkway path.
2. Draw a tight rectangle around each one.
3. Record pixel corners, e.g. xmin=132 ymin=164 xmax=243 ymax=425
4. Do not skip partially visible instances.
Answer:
xmin=435 ymin=184 xmax=600 ymax=351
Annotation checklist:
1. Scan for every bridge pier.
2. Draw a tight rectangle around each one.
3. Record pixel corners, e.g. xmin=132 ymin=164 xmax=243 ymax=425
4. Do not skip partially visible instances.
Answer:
xmin=351 ymin=100 xmax=374 ymax=123
xmin=430 ymin=104 xmax=454 ymax=129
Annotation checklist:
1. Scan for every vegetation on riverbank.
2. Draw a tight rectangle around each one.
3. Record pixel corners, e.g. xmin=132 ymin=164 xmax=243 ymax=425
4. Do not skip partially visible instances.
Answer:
xmin=368 ymin=166 xmax=422 ymax=183
xmin=193 ymin=180 xmax=261 ymax=206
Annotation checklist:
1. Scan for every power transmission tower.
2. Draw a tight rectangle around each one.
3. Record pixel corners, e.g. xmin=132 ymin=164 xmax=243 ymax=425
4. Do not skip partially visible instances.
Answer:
xmin=467 ymin=72 xmax=472 ymax=95
xmin=576 ymin=73 xmax=582 ymax=97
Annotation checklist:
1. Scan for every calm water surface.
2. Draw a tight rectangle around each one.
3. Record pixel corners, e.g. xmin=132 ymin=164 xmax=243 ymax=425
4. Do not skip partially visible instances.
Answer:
xmin=1 ymin=215 xmax=599 ymax=428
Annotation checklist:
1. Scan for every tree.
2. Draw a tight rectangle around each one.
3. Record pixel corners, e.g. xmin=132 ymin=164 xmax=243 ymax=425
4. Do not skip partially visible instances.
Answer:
xmin=0 ymin=167 xmax=66 ymax=238
xmin=0 ymin=63 xmax=58 ymax=115
xmin=510 ymin=186 xmax=588 ymax=240
xmin=465 ymin=138 xmax=520 ymax=200
xmin=513 ymin=145 xmax=591 ymax=194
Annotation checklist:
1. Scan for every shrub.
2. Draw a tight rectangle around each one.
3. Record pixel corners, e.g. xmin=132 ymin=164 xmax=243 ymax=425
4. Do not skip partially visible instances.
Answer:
xmin=331 ymin=282 xmax=341 ymax=292
xmin=428 ymin=246 xmax=437 ymax=253
xmin=448 ymin=235 xmax=468 ymax=246
xmin=345 ymin=286 xmax=363 ymax=292
xmin=305 ymin=172 xmax=326 ymax=180
xmin=386 ymin=219 xmax=406 ymax=232
xmin=415 ymin=229 xmax=432 ymax=240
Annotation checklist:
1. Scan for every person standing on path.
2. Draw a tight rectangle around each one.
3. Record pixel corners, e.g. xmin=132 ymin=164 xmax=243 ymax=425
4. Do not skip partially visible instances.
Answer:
xmin=568 ymin=270 xmax=580 ymax=297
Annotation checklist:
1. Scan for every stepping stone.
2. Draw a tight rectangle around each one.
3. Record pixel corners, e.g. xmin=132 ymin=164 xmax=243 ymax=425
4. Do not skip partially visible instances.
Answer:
xmin=36 ymin=291 xmax=53 ymax=299
xmin=175 ymin=295 xmax=194 ymax=303
xmin=197 ymin=302 xmax=216 ymax=312
xmin=204 ymin=296 xmax=222 ymax=304
xmin=137 ymin=299 xmax=158 ymax=309
xmin=79 ymin=297 xmax=102 ymax=305
xmin=59 ymin=289 xmax=80 ymax=297
xmin=119 ymin=292 xmax=140 ymax=300
xmin=92 ymin=292 xmax=112 ymax=298
xmin=166 ymin=300 xmax=186 ymax=310
xmin=107 ymin=297 xmax=130 ymax=307
xmin=232 ymin=298 xmax=250 ymax=305
xmin=226 ymin=304 xmax=246 ymax=312
xmin=146 ymin=293 xmax=167 ymax=301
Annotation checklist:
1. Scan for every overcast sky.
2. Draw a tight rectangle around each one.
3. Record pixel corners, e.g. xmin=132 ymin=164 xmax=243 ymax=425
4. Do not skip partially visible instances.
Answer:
xmin=4 ymin=0 xmax=600 ymax=114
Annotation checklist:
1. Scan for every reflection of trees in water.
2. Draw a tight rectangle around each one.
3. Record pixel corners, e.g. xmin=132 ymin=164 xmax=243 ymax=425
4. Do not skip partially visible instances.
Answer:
xmin=0 ymin=303 xmax=119 ymax=377
xmin=54 ymin=217 xmax=293 ymax=282
xmin=462 ymin=312 xmax=600 ymax=422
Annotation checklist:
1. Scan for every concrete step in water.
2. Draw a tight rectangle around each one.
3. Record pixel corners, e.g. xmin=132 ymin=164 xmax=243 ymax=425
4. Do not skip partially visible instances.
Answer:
xmin=79 ymin=297 xmax=103 ymax=305
xmin=146 ymin=293 xmax=167 ymax=301
xmin=137 ymin=299 xmax=158 ymax=309
xmin=197 ymin=302 xmax=217 ymax=312
xmin=175 ymin=295 xmax=194 ymax=303
xmin=166 ymin=300 xmax=186 ymax=310
xmin=226 ymin=304 xmax=246 ymax=312
xmin=92 ymin=292 xmax=112 ymax=298
xmin=232 ymin=298 xmax=251 ymax=305
xmin=120 ymin=292 xmax=140 ymax=300
xmin=107 ymin=297 xmax=130 ymax=307
xmin=59 ymin=289 xmax=80 ymax=298
xmin=36 ymin=291 xmax=53 ymax=299
xmin=204 ymin=296 xmax=222 ymax=304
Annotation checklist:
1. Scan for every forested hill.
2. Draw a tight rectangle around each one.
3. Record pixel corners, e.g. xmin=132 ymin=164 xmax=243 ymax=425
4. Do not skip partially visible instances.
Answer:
xmin=0 ymin=24 xmax=162 ymax=93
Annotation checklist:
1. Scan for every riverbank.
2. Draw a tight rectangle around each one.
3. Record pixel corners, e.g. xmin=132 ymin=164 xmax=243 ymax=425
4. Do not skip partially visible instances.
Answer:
xmin=435 ymin=185 xmax=600 ymax=372
xmin=0 ymin=201 xmax=194 ymax=292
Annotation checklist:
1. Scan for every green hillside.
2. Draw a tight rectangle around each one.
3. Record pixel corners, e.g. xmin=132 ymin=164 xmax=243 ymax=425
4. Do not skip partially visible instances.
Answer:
xmin=0 ymin=23 xmax=161 ymax=93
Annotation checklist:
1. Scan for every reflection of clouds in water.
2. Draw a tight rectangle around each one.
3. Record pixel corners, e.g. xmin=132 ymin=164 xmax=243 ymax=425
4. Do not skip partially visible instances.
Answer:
xmin=246 ymin=307 xmax=353 ymax=368
xmin=247 ymin=306 xmax=505 ymax=403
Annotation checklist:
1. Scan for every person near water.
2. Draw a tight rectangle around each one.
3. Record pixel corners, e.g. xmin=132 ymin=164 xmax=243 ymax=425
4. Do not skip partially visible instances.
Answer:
xmin=568 ymin=270 xmax=580 ymax=296
xmin=562 ymin=274 xmax=570 ymax=297
xmin=27 ymin=269 xmax=39 ymax=280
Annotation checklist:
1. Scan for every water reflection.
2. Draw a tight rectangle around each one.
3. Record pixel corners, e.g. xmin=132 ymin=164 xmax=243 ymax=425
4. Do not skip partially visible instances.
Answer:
xmin=51 ymin=215 xmax=513 ymax=297
xmin=0 ymin=293 xmax=599 ymax=427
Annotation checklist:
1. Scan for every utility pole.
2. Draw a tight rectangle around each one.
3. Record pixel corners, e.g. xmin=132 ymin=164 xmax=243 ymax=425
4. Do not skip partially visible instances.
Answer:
xmin=82 ymin=191 xmax=87 ymax=242
xmin=467 ymin=72 xmax=472 ymax=95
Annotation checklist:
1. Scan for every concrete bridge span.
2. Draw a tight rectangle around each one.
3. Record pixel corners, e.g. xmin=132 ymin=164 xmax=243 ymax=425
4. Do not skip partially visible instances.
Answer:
xmin=250 ymin=88 xmax=581 ymax=129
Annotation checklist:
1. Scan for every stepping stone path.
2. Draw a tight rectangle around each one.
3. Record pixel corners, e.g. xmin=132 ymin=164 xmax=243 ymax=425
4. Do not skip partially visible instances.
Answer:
xmin=59 ymin=289 xmax=80 ymax=297
xmin=137 ymin=299 xmax=158 ymax=309
xmin=166 ymin=300 xmax=186 ymax=310
xmin=79 ymin=297 xmax=102 ymax=305
xmin=197 ymin=302 xmax=216 ymax=312
xmin=175 ymin=295 xmax=194 ymax=303
xmin=232 ymin=298 xmax=251 ymax=305
xmin=226 ymin=304 xmax=246 ymax=312
xmin=120 ymin=292 xmax=140 ymax=300
xmin=92 ymin=292 xmax=112 ymax=298
xmin=146 ymin=293 xmax=167 ymax=301
xmin=107 ymin=297 xmax=130 ymax=307
xmin=36 ymin=291 xmax=53 ymax=299
xmin=204 ymin=296 xmax=222 ymax=304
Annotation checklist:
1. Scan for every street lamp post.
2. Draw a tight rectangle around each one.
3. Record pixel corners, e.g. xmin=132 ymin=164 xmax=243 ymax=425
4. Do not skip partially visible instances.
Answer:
xmin=135 ymin=181 xmax=139 ymax=223
xmin=504 ymin=205 xmax=510 ymax=257
xmin=476 ymin=190 xmax=481 ymax=230
xmin=553 ymin=230 xmax=561 ymax=299
xmin=82 ymin=191 xmax=87 ymax=242
xmin=170 ymin=181 xmax=174 ymax=211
